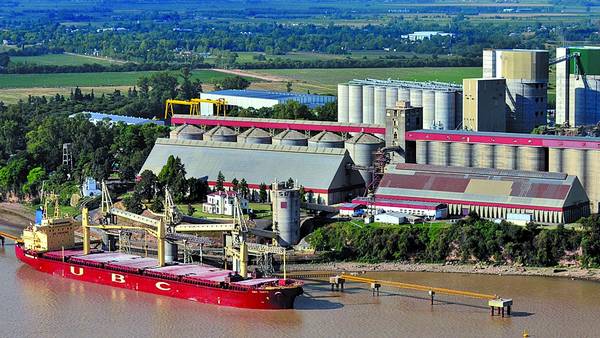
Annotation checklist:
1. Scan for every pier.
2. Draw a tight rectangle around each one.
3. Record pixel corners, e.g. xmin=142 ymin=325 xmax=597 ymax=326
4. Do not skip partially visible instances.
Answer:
xmin=331 ymin=274 xmax=513 ymax=317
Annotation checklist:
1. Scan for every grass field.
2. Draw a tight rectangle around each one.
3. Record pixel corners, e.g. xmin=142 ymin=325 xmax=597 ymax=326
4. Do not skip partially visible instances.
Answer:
xmin=10 ymin=53 xmax=120 ymax=66
xmin=255 ymin=67 xmax=482 ymax=92
xmin=0 ymin=70 xmax=255 ymax=89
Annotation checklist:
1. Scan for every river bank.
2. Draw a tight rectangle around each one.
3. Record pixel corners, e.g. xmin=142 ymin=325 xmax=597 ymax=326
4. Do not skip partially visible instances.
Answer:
xmin=286 ymin=260 xmax=600 ymax=283
xmin=0 ymin=202 xmax=34 ymax=230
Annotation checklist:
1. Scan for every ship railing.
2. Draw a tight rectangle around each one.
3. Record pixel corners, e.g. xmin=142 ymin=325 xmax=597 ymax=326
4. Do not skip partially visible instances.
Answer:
xmin=68 ymin=258 xmax=104 ymax=268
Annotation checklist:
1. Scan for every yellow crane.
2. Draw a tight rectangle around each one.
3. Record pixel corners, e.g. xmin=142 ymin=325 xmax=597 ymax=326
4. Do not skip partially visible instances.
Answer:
xmin=164 ymin=98 xmax=228 ymax=119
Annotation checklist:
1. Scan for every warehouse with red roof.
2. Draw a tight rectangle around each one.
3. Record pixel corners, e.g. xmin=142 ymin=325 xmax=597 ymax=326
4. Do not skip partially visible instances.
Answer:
xmin=375 ymin=164 xmax=590 ymax=224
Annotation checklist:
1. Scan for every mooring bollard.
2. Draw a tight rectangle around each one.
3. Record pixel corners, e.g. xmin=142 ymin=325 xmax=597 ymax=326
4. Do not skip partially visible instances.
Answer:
xmin=371 ymin=282 xmax=381 ymax=296
xmin=429 ymin=290 xmax=435 ymax=305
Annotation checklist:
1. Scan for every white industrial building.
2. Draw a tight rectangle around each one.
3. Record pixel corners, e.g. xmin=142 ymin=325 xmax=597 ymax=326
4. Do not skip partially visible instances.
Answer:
xmin=203 ymin=191 xmax=249 ymax=216
xmin=337 ymin=79 xmax=462 ymax=129
xmin=199 ymin=89 xmax=335 ymax=115
xmin=402 ymin=31 xmax=455 ymax=41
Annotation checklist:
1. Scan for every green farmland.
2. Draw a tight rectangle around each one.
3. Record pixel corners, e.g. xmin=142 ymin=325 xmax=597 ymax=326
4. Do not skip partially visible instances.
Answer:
xmin=10 ymin=53 xmax=120 ymax=66
xmin=0 ymin=70 xmax=255 ymax=89
xmin=255 ymin=67 xmax=483 ymax=92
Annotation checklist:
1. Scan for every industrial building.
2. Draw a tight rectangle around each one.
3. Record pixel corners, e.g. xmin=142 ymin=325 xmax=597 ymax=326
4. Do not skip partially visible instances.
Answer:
xmin=140 ymin=138 xmax=365 ymax=205
xmin=385 ymin=101 xmax=422 ymax=163
xmin=402 ymin=31 xmax=455 ymax=41
xmin=72 ymin=112 xmax=165 ymax=126
xmin=462 ymin=78 xmax=507 ymax=132
xmin=483 ymin=49 xmax=549 ymax=133
xmin=376 ymin=164 xmax=590 ymax=224
xmin=337 ymin=79 xmax=462 ymax=129
xmin=199 ymin=89 xmax=335 ymax=114
xmin=405 ymin=129 xmax=600 ymax=213
xmin=556 ymin=46 xmax=600 ymax=126
xmin=271 ymin=182 xmax=301 ymax=246
xmin=352 ymin=197 xmax=448 ymax=220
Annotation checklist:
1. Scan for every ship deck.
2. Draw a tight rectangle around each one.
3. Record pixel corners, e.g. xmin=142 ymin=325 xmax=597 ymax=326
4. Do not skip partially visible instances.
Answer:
xmin=42 ymin=249 xmax=282 ymax=289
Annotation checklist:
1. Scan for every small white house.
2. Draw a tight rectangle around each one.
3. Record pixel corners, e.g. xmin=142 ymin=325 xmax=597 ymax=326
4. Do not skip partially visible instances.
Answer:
xmin=374 ymin=212 xmax=407 ymax=225
xmin=81 ymin=177 xmax=101 ymax=197
xmin=203 ymin=191 xmax=249 ymax=216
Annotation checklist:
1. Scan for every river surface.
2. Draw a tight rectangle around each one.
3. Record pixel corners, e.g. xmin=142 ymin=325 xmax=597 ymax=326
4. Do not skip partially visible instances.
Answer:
xmin=1 ymin=225 xmax=600 ymax=337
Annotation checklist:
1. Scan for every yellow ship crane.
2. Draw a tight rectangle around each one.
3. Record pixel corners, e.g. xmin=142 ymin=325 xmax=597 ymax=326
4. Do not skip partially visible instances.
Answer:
xmin=164 ymin=98 xmax=228 ymax=119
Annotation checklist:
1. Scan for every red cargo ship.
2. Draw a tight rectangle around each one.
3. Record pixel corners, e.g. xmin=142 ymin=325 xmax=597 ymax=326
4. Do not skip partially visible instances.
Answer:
xmin=16 ymin=245 xmax=303 ymax=309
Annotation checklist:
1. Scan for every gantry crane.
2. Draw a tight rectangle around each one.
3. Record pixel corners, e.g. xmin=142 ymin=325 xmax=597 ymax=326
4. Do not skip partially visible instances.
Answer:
xmin=164 ymin=98 xmax=228 ymax=119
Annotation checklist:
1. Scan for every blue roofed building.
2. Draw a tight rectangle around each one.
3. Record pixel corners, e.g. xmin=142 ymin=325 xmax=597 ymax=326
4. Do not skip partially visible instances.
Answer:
xmin=199 ymin=89 xmax=335 ymax=115
xmin=70 ymin=112 xmax=165 ymax=126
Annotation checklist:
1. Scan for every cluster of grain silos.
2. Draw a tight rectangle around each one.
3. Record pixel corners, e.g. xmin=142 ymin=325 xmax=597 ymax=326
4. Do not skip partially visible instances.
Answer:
xmin=337 ymin=79 xmax=462 ymax=130
xmin=415 ymin=140 xmax=546 ymax=172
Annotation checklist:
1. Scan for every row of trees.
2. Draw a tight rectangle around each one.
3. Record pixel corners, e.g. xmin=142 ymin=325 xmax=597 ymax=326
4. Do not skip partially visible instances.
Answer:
xmin=307 ymin=213 xmax=600 ymax=268
xmin=229 ymin=101 xmax=337 ymax=122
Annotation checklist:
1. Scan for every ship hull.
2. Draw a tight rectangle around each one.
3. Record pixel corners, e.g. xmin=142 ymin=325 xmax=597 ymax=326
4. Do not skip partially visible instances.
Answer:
xmin=15 ymin=245 xmax=302 ymax=309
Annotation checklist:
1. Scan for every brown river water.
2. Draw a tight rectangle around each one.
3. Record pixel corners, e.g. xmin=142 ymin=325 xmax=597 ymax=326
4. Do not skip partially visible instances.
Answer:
xmin=1 ymin=221 xmax=600 ymax=338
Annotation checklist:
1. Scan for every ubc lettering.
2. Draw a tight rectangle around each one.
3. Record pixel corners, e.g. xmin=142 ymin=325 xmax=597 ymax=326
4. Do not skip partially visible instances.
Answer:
xmin=69 ymin=266 xmax=84 ymax=276
xmin=111 ymin=273 xmax=126 ymax=283
xmin=156 ymin=282 xmax=171 ymax=291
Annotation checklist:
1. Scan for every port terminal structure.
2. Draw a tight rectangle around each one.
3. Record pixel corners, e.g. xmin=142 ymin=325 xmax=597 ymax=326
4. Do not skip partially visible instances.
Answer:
xmin=330 ymin=274 xmax=513 ymax=317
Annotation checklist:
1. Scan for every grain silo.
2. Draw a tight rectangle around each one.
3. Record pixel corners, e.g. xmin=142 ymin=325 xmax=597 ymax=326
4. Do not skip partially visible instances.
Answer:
xmin=272 ymin=129 xmax=308 ymax=146
xmin=237 ymin=127 xmax=271 ymax=144
xmin=409 ymin=88 xmax=423 ymax=107
xmin=449 ymin=142 xmax=472 ymax=167
xmin=348 ymin=84 xmax=363 ymax=124
xmin=204 ymin=125 xmax=237 ymax=142
xmin=422 ymin=90 xmax=436 ymax=129
xmin=271 ymin=182 xmax=301 ymax=247
xmin=345 ymin=133 xmax=384 ymax=186
xmin=362 ymin=86 xmax=375 ymax=124
xmin=337 ymin=84 xmax=349 ymax=123
xmin=308 ymin=131 xmax=345 ymax=148
xmin=517 ymin=146 xmax=545 ymax=172
xmin=416 ymin=140 xmax=430 ymax=165
xmin=170 ymin=124 xmax=204 ymax=140
xmin=398 ymin=87 xmax=410 ymax=102
xmin=385 ymin=87 xmax=398 ymax=108
xmin=435 ymin=91 xmax=456 ymax=130
xmin=473 ymin=143 xmax=495 ymax=168
xmin=374 ymin=86 xmax=387 ymax=125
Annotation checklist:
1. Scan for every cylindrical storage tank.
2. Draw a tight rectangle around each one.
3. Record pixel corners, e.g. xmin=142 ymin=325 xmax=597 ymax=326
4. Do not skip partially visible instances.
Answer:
xmin=204 ymin=125 xmax=237 ymax=142
xmin=450 ymin=143 xmax=472 ymax=167
xmin=473 ymin=144 xmax=495 ymax=168
xmin=435 ymin=91 xmax=456 ymax=130
xmin=495 ymin=145 xmax=517 ymax=170
xmin=548 ymin=147 xmax=564 ymax=173
xmin=348 ymin=84 xmax=363 ymax=124
xmin=564 ymin=148 xmax=587 ymax=191
xmin=362 ymin=86 xmax=375 ymax=124
xmin=237 ymin=127 xmax=272 ymax=144
xmin=409 ymin=88 xmax=423 ymax=107
xmin=345 ymin=133 xmax=385 ymax=187
xmin=271 ymin=184 xmax=301 ymax=247
xmin=337 ymin=84 xmax=349 ymax=123
xmin=308 ymin=131 xmax=344 ymax=148
xmin=517 ymin=146 xmax=545 ymax=172
xmin=385 ymin=87 xmax=398 ymax=108
xmin=170 ymin=124 xmax=204 ymax=140
xmin=586 ymin=150 xmax=599 ymax=213
xmin=398 ymin=87 xmax=410 ymax=102
xmin=429 ymin=141 xmax=449 ymax=166
xmin=272 ymin=129 xmax=308 ymax=146
xmin=165 ymin=242 xmax=178 ymax=263
xmin=374 ymin=86 xmax=386 ymax=125
xmin=416 ymin=140 xmax=429 ymax=164
xmin=422 ymin=90 xmax=436 ymax=129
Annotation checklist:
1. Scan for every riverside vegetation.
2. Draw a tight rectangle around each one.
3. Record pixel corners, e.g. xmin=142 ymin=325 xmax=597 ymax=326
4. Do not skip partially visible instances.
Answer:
xmin=308 ymin=213 xmax=600 ymax=268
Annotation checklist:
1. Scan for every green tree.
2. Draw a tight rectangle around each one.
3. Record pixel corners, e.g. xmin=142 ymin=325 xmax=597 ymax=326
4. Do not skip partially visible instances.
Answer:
xmin=22 ymin=166 xmax=46 ymax=196
xmin=124 ymin=192 xmax=144 ymax=214
xmin=179 ymin=67 xmax=196 ymax=100
xmin=286 ymin=81 xmax=292 ymax=92
xmin=215 ymin=76 xmax=250 ymax=90
xmin=259 ymin=182 xmax=268 ymax=203
xmin=0 ymin=156 xmax=28 ymax=193
xmin=187 ymin=203 xmax=196 ymax=216
xmin=136 ymin=170 xmax=157 ymax=201
xmin=286 ymin=177 xmax=295 ymax=188
xmin=158 ymin=155 xmax=188 ymax=202
xmin=216 ymin=171 xmax=225 ymax=192
xmin=239 ymin=178 xmax=249 ymax=199
xmin=188 ymin=177 xmax=208 ymax=202
xmin=150 ymin=196 xmax=164 ymax=213
xmin=231 ymin=177 xmax=239 ymax=192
